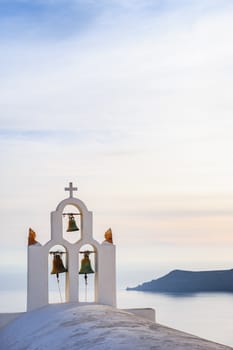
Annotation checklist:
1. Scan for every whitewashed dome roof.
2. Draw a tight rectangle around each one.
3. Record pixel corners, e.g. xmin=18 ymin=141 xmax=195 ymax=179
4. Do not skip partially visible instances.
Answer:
xmin=0 ymin=304 xmax=230 ymax=350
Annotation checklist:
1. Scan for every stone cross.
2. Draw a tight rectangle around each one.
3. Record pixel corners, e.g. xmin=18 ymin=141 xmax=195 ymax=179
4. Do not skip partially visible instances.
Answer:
xmin=65 ymin=182 xmax=78 ymax=198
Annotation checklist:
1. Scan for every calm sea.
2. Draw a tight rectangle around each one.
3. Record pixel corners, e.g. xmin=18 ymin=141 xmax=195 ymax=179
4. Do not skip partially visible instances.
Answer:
xmin=0 ymin=269 xmax=233 ymax=348
xmin=118 ymin=289 xmax=233 ymax=348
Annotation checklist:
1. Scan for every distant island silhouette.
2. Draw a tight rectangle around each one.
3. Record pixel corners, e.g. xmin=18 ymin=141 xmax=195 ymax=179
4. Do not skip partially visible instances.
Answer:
xmin=127 ymin=268 xmax=233 ymax=293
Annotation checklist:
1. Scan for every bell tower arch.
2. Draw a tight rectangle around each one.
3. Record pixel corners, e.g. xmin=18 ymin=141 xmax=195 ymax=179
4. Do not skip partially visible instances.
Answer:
xmin=27 ymin=182 xmax=116 ymax=311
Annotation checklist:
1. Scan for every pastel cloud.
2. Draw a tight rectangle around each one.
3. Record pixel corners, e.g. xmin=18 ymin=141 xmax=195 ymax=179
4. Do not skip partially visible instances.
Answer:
xmin=0 ymin=0 xmax=233 ymax=273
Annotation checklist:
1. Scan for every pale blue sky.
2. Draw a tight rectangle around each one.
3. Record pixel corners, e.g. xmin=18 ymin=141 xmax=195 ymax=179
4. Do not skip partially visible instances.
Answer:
xmin=0 ymin=0 xmax=233 ymax=286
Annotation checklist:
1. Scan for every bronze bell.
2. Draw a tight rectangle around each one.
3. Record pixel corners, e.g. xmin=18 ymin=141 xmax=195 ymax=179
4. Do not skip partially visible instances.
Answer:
xmin=51 ymin=254 xmax=67 ymax=279
xmin=66 ymin=214 xmax=79 ymax=232
xmin=79 ymin=251 xmax=94 ymax=284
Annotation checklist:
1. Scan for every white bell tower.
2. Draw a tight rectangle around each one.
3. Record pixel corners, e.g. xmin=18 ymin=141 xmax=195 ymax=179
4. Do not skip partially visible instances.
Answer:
xmin=27 ymin=182 xmax=116 ymax=311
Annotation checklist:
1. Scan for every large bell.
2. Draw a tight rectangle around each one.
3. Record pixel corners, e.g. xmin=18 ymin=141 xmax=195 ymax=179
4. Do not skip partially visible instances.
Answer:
xmin=51 ymin=254 xmax=67 ymax=279
xmin=66 ymin=214 xmax=79 ymax=232
xmin=79 ymin=251 xmax=94 ymax=275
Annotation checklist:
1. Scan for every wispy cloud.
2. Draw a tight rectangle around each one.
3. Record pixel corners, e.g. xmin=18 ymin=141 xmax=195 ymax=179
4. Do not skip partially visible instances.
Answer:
xmin=0 ymin=128 xmax=128 ymax=144
xmin=1 ymin=0 xmax=233 ymax=269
